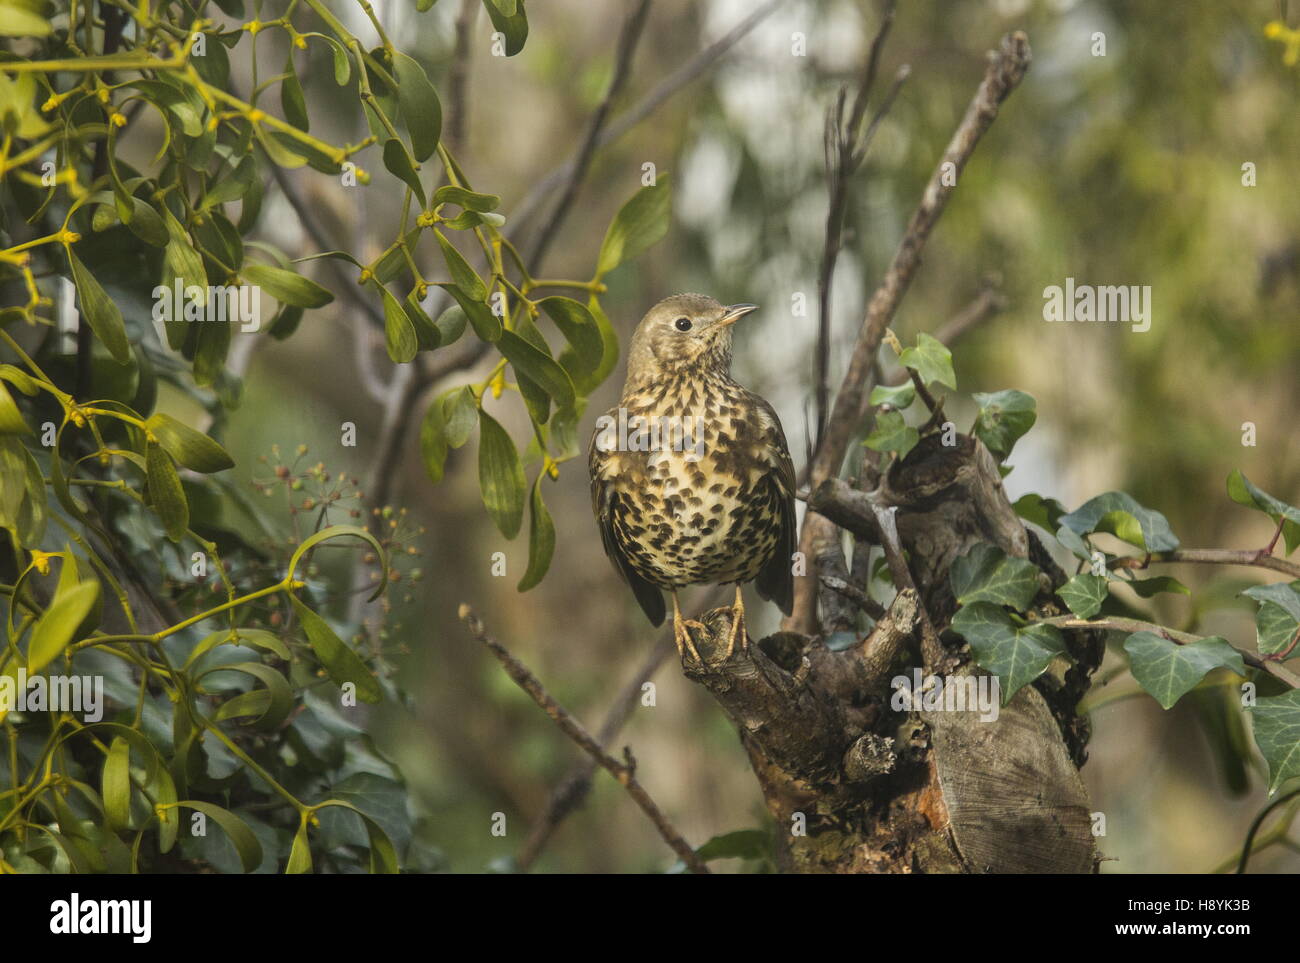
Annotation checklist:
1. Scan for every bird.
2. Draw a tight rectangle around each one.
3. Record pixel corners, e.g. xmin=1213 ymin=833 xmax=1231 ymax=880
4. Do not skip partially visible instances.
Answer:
xmin=588 ymin=293 xmax=796 ymax=662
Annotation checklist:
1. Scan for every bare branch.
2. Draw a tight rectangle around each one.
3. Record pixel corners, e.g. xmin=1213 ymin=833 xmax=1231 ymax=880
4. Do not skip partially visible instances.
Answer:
xmin=511 ymin=0 xmax=785 ymax=234
xmin=459 ymin=604 xmax=711 ymax=874
xmin=444 ymin=0 xmax=477 ymax=154
xmin=810 ymin=32 xmax=1032 ymax=488
xmin=526 ymin=0 xmax=653 ymax=269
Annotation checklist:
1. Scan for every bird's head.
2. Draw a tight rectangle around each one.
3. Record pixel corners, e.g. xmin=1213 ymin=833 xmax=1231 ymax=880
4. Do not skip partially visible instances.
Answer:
xmin=625 ymin=293 xmax=758 ymax=382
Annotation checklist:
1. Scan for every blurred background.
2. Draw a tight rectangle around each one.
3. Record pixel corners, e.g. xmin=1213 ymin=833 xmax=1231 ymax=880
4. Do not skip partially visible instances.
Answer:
xmin=192 ymin=0 xmax=1299 ymax=871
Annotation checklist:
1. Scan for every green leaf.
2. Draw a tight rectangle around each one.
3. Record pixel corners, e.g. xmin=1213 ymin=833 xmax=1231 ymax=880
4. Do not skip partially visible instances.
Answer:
xmin=1249 ymin=690 xmax=1300 ymax=794
xmin=1228 ymin=469 xmax=1300 ymax=555
xmin=241 ymin=261 xmax=334 ymax=308
xmin=868 ymin=381 xmax=916 ymax=409
xmin=0 ymin=378 xmax=28 ymax=435
xmin=972 ymin=389 xmax=1036 ymax=458
xmin=434 ymin=230 xmax=485 ymax=301
xmin=203 ymin=661 xmax=294 ymax=730
xmin=517 ymin=474 xmax=555 ymax=591
xmin=1123 ymin=631 xmax=1245 ymax=710
xmin=290 ymin=596 xmax=382 ymax=704
xmin=1013 ymin=493 xmax=1068 ymax=532
xmin=1243 ymin=582 xmax=1300 ymax=656
xmin=478 ymin=409 xmax=526 ymax=539
xmin=392 ymin=51 xmax=442 ymax=162
xmin=174 ymin=801 xmax=263 ymax=873
xmin=286 ymin=525 xmax=388 ymax=602
xmin=420 ymin=397 xmax=449 ymax=484
xmin=950 ymin=602 xmax=1066 ymax=702
xmin=595 ymin=173 xmax=672 ymax=278
xmin=315 ymin=798 xmax=400 ymax=873
xmin=146 ymin=412 xmax=235 ymax=472
xmin=438 ymin=283 xmax=502 ymax=341
xmin=1056 ymin=573 xmax=1108 ymax=618
xmin=286 ymin=821 xmax=313 ymax=873
xmin=431 ymin=185 xmax=499 ymax=212
xmin=695 ymin=828 xmax=771 ymax=863
xmin=68 ymin=248 xmax=131 ymax=364
xmin=540 ymin=296 xmax=603 ymax=381
xmin=434 ymin=304 xmax=468 ymax=344
xmin=306 ymin=33 xmax=351 ymax=85
xmin=1055 ymin=523 xmax=1092 ymax=560
xmin=0 ymin=4 xmax=52 ymax=36
xmin=483 ymin=0 xmax=528 ymax=56
xmin=254 ymin=124 xmax=307 ymax=168
xmin=1059 ymin=491 xmax=1180 ymax=552
xmin=443 ymin=386 xmax=479 ymax=448
xmin=146 ymin=442 xmax=188 ymax=542
xmin=950 ymin=543 xmax=1041 ymax=610
xmin=862 ymin=409 xmax=919 ymax=458
xmin=576 ymin=296 xmax=619 ymax=394
xmin=898 ymin=332 xmax=956 ymax=390
xmin=280 ymin=59 xmax=310 ymax=132
xmin=382 ymin=138 xmax=426 ymax=207
xmin=497 ymin=329 xmax=576 ymax=412
xmin=377 ymin=284 xmax=417 ymax=363
xmin=103 ymin=737 xmax=132 ymax=832
xmin=26 ymin=580 xmax=100 ymax=676
xmin=1127 ymin=575 xmax=1190 ymax=598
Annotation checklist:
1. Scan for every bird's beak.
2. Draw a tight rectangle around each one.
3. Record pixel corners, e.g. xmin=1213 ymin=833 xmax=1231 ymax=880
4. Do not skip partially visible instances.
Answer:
xmin=718 ymin=303 xmax=759 ymax=326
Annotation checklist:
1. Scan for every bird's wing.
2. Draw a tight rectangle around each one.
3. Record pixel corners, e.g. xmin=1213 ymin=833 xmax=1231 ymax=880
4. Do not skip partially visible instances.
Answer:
xmin=589 ymin=411 xmax=667 ymax=626
xmin=750 ymin=395 xmax=797 ymax=616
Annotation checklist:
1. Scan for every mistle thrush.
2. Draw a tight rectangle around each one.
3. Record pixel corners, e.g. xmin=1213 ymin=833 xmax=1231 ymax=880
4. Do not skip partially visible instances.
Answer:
xmin=588 ymin=294 xmax=796 ymax=661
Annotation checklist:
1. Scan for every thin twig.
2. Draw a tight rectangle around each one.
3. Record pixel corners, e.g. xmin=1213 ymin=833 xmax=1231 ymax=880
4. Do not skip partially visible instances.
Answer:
xmin=819 ymin=574 xmax=887 ymax=621
xmin=1110 ymin=548 xmax=1300 ymax=581
xmin=459 ymin=604 xmax=711 ymax=874
xmin=444 ymin=0 xmax=477 ymax=154
xmin=526 ymin=0 xmax=652 ymax=269
xmin=810 ymin=32 xmax=1032 ymax=488
xmin=510 ymin=0 xmax=785 ymax=235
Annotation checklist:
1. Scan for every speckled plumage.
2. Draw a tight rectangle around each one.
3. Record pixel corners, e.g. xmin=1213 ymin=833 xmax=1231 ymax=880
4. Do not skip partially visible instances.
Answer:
xmin=589 ymin=294 xmax=796 ymax=630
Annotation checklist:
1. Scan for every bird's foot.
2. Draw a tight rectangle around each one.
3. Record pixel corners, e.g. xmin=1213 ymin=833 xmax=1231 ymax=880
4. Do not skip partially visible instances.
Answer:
xmin=722 ymin=586 xmax=748 ymax=659
xmin=673 ymin=614 xmax=707 ymax=664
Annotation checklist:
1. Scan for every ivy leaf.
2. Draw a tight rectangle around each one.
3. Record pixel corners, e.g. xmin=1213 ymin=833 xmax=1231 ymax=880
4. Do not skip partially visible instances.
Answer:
xmin=972 ymin=389 xmax=1036 ymax=458
xmin=478 ymin=409 xmax=526 ymax=539
xmin=695 ymin=829 xmax=771 ymax=863
xmin=1059 ymin=491 xmax=1179 ymax=553
xmin=290 ymin=596 xmax=381 ymax=704
xmin=1122 ymin=631 xmax=1244 ymax=710
xmin=1127 ymin=575 xmax=1190 ymax=598
xmin=595 ymin=173 xmax=671 ymax=278
xmin=898 ymin=333 xmax=955 ymax=390
xmin=68 ymin=248 xmax=131 ymax=364
xmin=950 ymin=602 xmax=1065 ymax=702
xmin=517 ymin=474 xmax=556 ymax=592
xmin=1249 ymin=691 xmax=1300 ymax=794
xmin=862 ymin=409 xmax=918 ymax=458
xmin=392 ymin=51 xmax=442 ymax=162
xmin=146 ymin=412 xmax=234 ymax=472
xmin=1056 ymin=573 xmax=1107 ymax=618
xmin=1227 ymin=469 xmax=1300 ymax=555
xmin=146 ymin=442 xmax=188 ymax=542
xmin=868 ymin=381 xmax=916 ymax=410
xmin=950 ymin=543 xmax=1040 ymax=610
xmin=1014 ymin=493 xmax=1068 ymax=532
xmin=1242 ymin=583 xmax=1300 ymax=655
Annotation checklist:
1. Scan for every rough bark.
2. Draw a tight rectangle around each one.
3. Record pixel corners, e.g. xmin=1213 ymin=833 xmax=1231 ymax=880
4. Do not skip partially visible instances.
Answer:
xmin=680 ymin=434 xmax=1102 ymax=873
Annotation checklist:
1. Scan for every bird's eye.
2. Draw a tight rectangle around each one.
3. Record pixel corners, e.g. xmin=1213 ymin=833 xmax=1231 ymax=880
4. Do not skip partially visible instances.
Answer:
xmin=674 ymin=317 xmax=692 ymax=332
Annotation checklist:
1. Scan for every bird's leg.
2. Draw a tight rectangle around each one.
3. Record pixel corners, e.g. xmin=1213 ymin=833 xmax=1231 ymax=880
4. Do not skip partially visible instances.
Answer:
xmin=672 ymin=590 xmax=704 ymax=664
xmin=723 ymin=584 xmax=747 ymax=658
